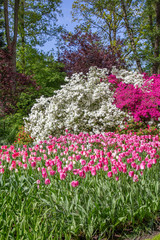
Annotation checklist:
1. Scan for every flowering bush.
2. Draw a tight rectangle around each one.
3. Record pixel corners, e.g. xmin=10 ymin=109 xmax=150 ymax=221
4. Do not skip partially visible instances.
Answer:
xmin=108 ymin=71 xmax=160 ymax=125
xmin=111 ymin=67 xmax=145 ymax=87
xmin=14 ymin=126 xmax=34 ymax=145
xmin=24 ymin=67 xmax=131 ymax=142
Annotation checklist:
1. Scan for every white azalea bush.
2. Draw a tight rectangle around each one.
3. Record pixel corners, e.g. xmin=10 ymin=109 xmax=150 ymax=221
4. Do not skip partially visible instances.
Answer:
xmin=24 ymin=67 xmax=132 ymax=142
xmin=111 ymin=66 xmax=145 ymax=87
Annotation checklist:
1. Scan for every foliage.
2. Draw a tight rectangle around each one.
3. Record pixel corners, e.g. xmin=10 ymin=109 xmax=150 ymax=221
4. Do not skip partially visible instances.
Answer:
xmin=24 ymin=67 xmax=131 ymax=143
xmin=0 ymin=48 xmax=38 ymax=118
xmin=72 ymin=0 xmax=123 ymax=45
xmin=17 ymin=45 xmax=66 ymax=98
xmin=145 ymin=234 xmax=160 ymax=240
xmin=59 ymin=30 xmax=126 ymax=77
xmin=0 ymin=46 xmax=66 ymax=146
xmin=6 ymin=0 xmax=63 ymax=47
xmin=0 ymin=113 xmax=24 ymax=145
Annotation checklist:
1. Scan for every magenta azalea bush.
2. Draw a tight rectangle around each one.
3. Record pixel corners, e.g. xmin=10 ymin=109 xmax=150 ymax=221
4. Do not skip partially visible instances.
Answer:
xmin=108 ymin=72 xmax=160 ymax=125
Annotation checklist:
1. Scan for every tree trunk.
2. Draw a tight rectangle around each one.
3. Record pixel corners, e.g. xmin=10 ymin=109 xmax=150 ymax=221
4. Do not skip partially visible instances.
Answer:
xmin=120 ymin=0 xmax=143 ymax=73
xmin=113 ymin=11 xmax=117 ymax=42
xmin=4 ymin=0 xmax=20 ymax=95
xmin=19 ymin=0 xmax=25 ymax=73
xmin=4 ymin=0 xmax=10 ymax=46
xmin=152 ymin=0 xmax=160 ymax=74
xmin=4 ymin=0 xmax=20 ymax=72
xmin=149 ymin=14 xmax=154 ymax=55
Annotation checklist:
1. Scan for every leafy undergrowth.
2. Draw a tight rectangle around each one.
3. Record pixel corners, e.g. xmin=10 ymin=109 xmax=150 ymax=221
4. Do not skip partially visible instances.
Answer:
xmin=0 ymin=131 xmax=160 ymax=239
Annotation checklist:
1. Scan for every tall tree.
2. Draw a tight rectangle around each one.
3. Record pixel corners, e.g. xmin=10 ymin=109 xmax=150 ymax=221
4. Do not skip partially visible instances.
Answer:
xmin=135 ymin=0 xmax=160 ymax=74
xmin=120 ymin=0 xmax=143 ymax=73
xmin=4 ymin=0 xmax=19 ymax=72
xmin=72 ymin=0 xmax=123 ymax=46
xmin=17 ymin=0 xmax=62 ymax=47
xmin=152 ymin=0 xmax=160 ymax=74
xmin=71 ymin=0 xmax=143 ymax=71
xmin=3 ymin=0 xmax=62 ymax=73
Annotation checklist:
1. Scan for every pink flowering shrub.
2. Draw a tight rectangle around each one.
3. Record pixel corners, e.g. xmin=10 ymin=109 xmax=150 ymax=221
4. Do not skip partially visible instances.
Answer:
xmin=108 ymin=73 xmax=160 ymax=124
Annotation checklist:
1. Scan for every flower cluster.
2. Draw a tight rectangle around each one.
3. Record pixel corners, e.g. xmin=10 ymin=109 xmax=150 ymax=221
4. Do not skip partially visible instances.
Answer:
xmin=0 ymin=132 xmax=159 ymax=187
xmin=110 ymin=73 xmax=160 ymax=123
xmin=14 ymin=126 xmax=35 ymax=145
xmin=111 ymin=67 xmax=145 ymax=87
xmin=24 ymin=67 xmax=131 ymax=142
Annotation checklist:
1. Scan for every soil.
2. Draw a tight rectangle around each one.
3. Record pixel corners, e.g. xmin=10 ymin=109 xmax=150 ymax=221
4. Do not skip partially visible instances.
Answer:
xmin=124 ymin=225 xmax=160 ymax=240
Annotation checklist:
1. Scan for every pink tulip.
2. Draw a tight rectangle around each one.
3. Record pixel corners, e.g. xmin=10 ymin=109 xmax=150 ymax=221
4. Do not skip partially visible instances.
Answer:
xmin=140 ymin=163 xmax=145 ymax=170
xmin=50 ymin=170 xmax=56 ymax=176
xmin=11 ymin=160 xmax=16 ymax=168
xmin=18 ymin=161 xmax=23 ymax=167
xmin=133 ymin=174 xmax=139 ymax=182
xmin=71 ymin=180 xmax=79 ymax=187
xmin=45 ymin=178 xmax=51 ymax=185
xmin=23 ymin=164 xmax=27 ymax=169
xmin=0 ymin=168 xmax=4 ymax=174
xmin=60 ymin=172 xmax=67 ymax=180
xmin=129 ymin=171 xmax=134 ymax=177
xmin=31 ymin=161 xmax=36 ymax=168
xmin=80 ymin=159 xmax=86 ymax=166
xmin=36 ymin=180 xmax=41 ymax=184
xmin=103 ymin=165 xmax=109 ymax=171
xmin=107 ymin=152 xmax=112 ymax=157
xmin=68 ymin=164 xmax=73 ymax=171
xmin=147 ymin=163 xmax=152 ymax=168
xmin=91 ymin=170 xmax=97 ymax=176
xmin=107 ymin=171 xmax=112 ymax=178
xmin=83 ymin=165 xmax=89 ymax=172
xmin=42 ymin=172 xmax=47 ymax=178
xmin=115 ymin=176 xmax=119 ymax=181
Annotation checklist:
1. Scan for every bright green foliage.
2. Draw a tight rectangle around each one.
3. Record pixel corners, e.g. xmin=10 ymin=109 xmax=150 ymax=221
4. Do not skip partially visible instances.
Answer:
xmin=0 ymin=113 xmax=24 ymax=145
xmin=16 ymin=45 xmax=66 ymax=117
xmin=17 ymin=45 xmax=66 ymax=98
xmin=8 ymin=0 xmax=62 ymax=47
xmin=72 ymin=0 xmax=123 ymax=46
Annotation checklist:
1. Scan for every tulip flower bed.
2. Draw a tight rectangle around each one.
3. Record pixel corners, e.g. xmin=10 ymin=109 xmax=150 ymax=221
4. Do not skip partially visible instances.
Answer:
xmin=0 ymin=131 xmax=160 ymax=239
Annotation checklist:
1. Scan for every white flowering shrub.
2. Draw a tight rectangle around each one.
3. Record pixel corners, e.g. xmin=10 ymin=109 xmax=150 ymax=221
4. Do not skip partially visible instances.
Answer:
xmin=111 ymin=66 xmax=145 ymax=87
xmin=24 ymin=67 xmax=132 ymax=142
